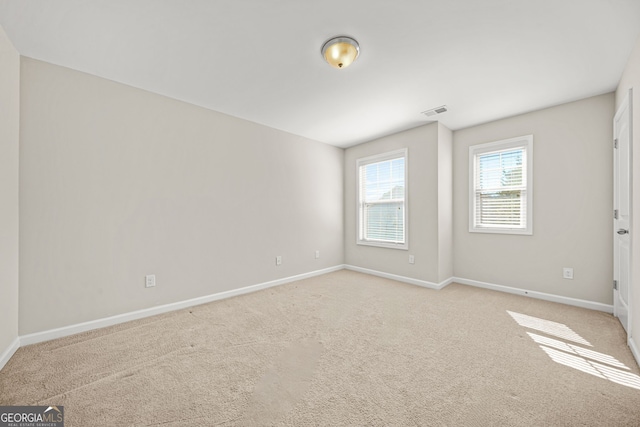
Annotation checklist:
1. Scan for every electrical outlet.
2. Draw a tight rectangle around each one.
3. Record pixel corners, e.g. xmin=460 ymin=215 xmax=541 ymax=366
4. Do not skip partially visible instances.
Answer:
xmin=315 ymin=250 xmax=320 ymax=259
xmin=409 ymin=255 xmax=415 ymax=264
xmin=145 ymin=274 xmax=156 ymax=288
xmin=563 ymin=268 xmax=573 ymax=280
xmin=276 ymin=256 xmax=282 ymax=266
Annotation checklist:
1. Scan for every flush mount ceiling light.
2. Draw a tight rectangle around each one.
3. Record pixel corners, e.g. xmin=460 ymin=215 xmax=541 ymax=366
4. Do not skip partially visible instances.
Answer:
xmin=321 ymin=36 xmax=360 ymax=69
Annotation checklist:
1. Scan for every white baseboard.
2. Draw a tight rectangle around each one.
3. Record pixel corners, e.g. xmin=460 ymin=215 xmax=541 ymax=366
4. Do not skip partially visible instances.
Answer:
xmin=629 ymin=336 xmax=640 ymax=368
xmin=453 ymin=276 xmax=614 ymax=313
xmin=0 ymin=337 xmax=20 ymax=371
xmin=9 ymin=266 xmax=618 ymax=356
xmin=20 ymin=265 xmax=345 ymax=346
xmin=345 ymin=265 xmax=452 ymax=290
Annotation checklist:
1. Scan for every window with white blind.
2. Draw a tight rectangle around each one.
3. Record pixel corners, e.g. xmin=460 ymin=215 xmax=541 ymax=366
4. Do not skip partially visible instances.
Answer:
xmin=469 ymin=135 xmax=533 ymax=235
xmin=357 ymin=149 xmax=408 ymax=249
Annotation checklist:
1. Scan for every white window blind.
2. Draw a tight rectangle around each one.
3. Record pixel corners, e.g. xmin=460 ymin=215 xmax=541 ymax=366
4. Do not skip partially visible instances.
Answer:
xmin=357 ymin=149 xmax=408 ymax=249
xmin=469 ymin=136 xmax=533 ymax=235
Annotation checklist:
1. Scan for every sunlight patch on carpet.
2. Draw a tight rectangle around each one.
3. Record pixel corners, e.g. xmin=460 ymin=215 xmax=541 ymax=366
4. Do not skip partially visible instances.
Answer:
xmin=509 ymin=311 xmax=640 ymax=391
xmin=507 ymin=310 xmax=592 ymax=346
xmin=527 ymin=333 xmax=628 ymax=369
xmin=540 ymin=346 xmax=640 ymax=390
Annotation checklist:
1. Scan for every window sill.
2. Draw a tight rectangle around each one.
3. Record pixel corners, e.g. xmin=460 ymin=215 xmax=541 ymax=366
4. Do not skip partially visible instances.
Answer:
xmin=469 ymin=227 xmax=532 ymax=236
xmin=357 ymin=240 xmax=409 ymax=250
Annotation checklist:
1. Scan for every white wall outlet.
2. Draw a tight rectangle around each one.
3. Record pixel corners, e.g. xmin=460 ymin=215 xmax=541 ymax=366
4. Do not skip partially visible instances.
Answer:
xmin=563 ymin=268 xmax=573 ymax=280
xmin=409 ymin=255 xmax=415 ymax=264
xmin=145 ymin=274 xmax=156 ymax=288
xmin=276 ymin=256 xmax=282 ymax=266
xmin=315 ymin=250 xmax=320 ymax=259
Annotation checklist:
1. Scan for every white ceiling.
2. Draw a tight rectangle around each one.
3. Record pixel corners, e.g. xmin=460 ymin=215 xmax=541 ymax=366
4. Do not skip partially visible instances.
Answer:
xmin=1 ymin=0 xmax=639 ymax=148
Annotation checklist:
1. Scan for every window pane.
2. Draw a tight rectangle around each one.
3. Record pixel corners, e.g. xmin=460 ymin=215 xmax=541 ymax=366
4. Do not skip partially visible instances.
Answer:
xmin=391 ymin=185 xmax=404 ymax=199
xmin=391 ymin=158 xmax=404 ymax=181
xmin=363 ymin=159 xmax=404 ymax=202
xmin=365 ymin=202 xmax=404 ymax=242
xmin=476 ymin=190 xmax=523 ymax=227
xmin=480 ymin=153 xmax=500 ymax=171
xmin=478 ymin=148 xmax=524 ymax=189
xmin=377 ymin=161 xmax=391 ymax=183
xmin=477 ymin=149 xmax=524 ymax=189
xmin=501 ymin=167 xmax=522 ymax=187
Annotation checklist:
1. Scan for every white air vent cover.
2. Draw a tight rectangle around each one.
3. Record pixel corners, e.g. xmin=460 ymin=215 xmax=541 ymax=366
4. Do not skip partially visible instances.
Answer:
xmin=422 ymin=105 xmax=448 ymax=117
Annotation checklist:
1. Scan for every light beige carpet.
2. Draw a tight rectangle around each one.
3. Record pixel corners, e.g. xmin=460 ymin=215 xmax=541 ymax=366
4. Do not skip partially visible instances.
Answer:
xmin=1 ymin=270 xmax=639 ymax=426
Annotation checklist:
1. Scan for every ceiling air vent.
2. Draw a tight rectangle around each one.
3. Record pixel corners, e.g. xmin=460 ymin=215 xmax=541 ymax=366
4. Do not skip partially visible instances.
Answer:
xmin=421 ymin=105 xmax=448 ymax=117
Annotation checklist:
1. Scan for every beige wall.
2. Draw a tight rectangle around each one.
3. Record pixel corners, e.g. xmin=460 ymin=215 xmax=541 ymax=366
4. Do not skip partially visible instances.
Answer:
xmin=0 ymin=26 xmax=20 ymax=354
xmin=19 ymin=58 xmax=344 ymax=335
xmin=453 ymin=93 xmax=615 ymax=304
xmin=344 ymin=122 xmax=452 ymax=284
xmin=616 ymin=34 xmax=640 ymax=349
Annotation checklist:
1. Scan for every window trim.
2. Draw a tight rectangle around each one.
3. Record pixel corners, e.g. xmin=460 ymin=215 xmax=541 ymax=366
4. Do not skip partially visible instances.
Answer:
xmin=356 ymin=148 xmax=409 ymax=250
xmin=469 ymin=135 xmax=533 ymax=235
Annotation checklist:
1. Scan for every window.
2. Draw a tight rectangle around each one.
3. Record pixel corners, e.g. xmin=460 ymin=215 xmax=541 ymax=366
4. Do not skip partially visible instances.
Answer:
xmin=357 ymin=149 xmax=408 ymax=249
xmin=469 ymin=135 xmax=533 ymax=235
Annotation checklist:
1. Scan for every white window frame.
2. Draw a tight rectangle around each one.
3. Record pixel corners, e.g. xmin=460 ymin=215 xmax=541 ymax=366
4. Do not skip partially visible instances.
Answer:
xmin=469 ymin=135 xmax=533 ymax=235
xmin=356 ymin=148 xmax=408 ymax=250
